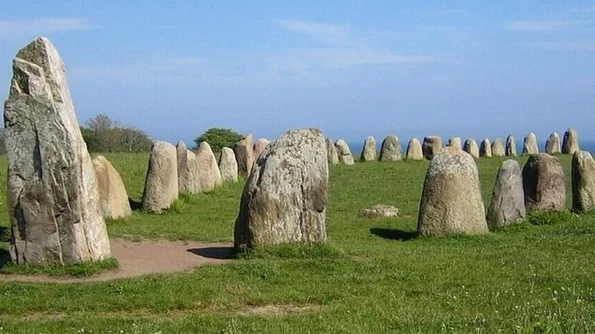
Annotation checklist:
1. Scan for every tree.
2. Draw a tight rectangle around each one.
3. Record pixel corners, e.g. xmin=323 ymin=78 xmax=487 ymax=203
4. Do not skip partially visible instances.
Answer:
xmin=80 ymin=113 xmax=153 ymax=152
xmin=195 ymin=128 xmax=243 ymax=152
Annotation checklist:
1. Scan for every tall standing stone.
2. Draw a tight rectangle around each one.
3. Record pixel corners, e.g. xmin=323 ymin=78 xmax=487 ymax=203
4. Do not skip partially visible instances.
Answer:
xmin=463 ymin=138 xmax=479 ymax=158
xmin=4 ymin=37 xmax=111 ymax=264
xmin=562 ymin=128 xmax=580 ymax=154
xmin=335 ymin=139 xmax=354 ymax=165
xmin=480 ymin=139 xmax=492 ymax=158
xmin=234 ymin=134 xmax=254 ymax=177
xmin=196 ymin=141 xmax=221 ymax=192
xmin=486 ymin=160 xmax=525 ymax=229
xmin=522 ymin=153 xmax=566 ymax=212
xmin=360 ymin=136 xmax=377 ymax=161
xmin=545 ymin=132 xmax=561 ymax=155
xmin=234 ymin=129 xmax=328 ymax=252
xmin=523 ymin=133 xmax=539 ymax=155
xmin=405 ymin=138 xmax=423 ymax=160
xmin=505 ymin=135 xmax=517 ymax=156
xmin=326 ymin=138 xmax=339 ymax=164
xmin=446 ymin=137 xmax=462 ymax=150
xmin=422 ymin=136 xmax=442 ymax=160
xmin=176 ymin=141 xmax=200 ymax=193
xmin=93 ymin=155 xmax=132 ymax=219
xmin=142 ymin=141 xmax=179 ymax=213
xmin=253 ymin=138 xmax=270 ymax=161
xmin=417 ymin=148 xmax=488 ymax=236
xmin=379 ymin=135 xmax=402 ymax=161
xmin=491 ymin=138 xmax=505 ymax=157
xmin=572 ymin=151 xmax=595 ymax=212
xmin=219 ymin=147 xmax=238 ymax=183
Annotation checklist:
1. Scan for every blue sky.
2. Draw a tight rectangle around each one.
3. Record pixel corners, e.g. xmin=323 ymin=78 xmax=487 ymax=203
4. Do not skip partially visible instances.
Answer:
xmin=1 ymin=1 xmax=594 ymax=147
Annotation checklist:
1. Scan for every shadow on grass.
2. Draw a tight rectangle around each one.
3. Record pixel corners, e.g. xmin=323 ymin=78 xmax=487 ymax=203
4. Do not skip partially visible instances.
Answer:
xmin=187 ymin=247 xmax=234 ymax=260
xmin=129 ymin=197 xmax=143 ymax=211
xmin=0 ymin=226 xmax=10 ymax=270
xmin=370 ymin=228 xmax=418 ymax=241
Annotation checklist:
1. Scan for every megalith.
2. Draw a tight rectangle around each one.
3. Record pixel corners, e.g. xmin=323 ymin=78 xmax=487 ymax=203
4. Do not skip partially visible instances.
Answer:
xmin=253 ymin=138 xmax=270 ymax=161
xmin=545 ymin=132 xmax=561 ymax=155
xmin=446 ymin=137 xmax=462 ymax=150
xmin=360 ymin=136 xmax=377 ymax=161
xmin=486 ymin=160 xmax=525 ymax=229
xmin=176 ymin=141 xmax=200 ymax=193
xmin=379 ymin=135 xmax=402 ymax=161
xmin=480 ymin=139 xmax=492 ymax=158
xmin=523 ymin=133 xmax=539 ymax=155
xmin=522 ymin=153 xmax=566 ymax=212
xmin=326 ymin=138 xmax=339 ymax=164
xmin=406 ymin=138 xmax=423 ymax=160
xmin=234 ymin=134 xmax=254 ymax=177
xmin=505 ymin=135 xmax=517 ymax=156
xmin=4 ymin=37 xmax=111 ymax=264
xmin=234 ymin=128 xmax=328 ymax=252
xmin=335 ymin=139 xmax=354 ymax=165
xmin=491 ymin=138 xmax=505 ymax=157
xmin=417 ymin=147 xmax=488 ymax=236
xmin=422 ymin=136 xmax=442 ymax=160
xmin=219 ymin=147 xmax=238 ymax=183
xmin=196 ymin=141 xmax=221 ymax=192
xmin=463 ymin=138 xmax=479 ymax=158
xmin=572 ymin=151 xmax=595 ymax=212
xmin=93 ymin=155 xmax=132 ymax=219
xmin=142 ymin=141 xmax=179 ymax=213
xmin=562 ymin=128 xmax=579 ymax=155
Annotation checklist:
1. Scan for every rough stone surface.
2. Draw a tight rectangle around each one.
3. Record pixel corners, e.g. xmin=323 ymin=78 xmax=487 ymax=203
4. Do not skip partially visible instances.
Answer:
xmin=422 ymin=136 xmax=442 ymax=160
xmin=505 ymin=135 xmax=517 ymax=156
xmin=176 ymin=141 xmax=200 ymax=193
xmin=491 ymin=138 xmax=505 ymax=157
xmin=406 ymin=138 xmax=423 ymax=160
xmin=234 ymin=134 xmax=254 ymax=177
xmin=326 ymin=138 xmax=339 ymax=164
xmin=463 ymin=139 xmax=479 ymax=158
xmin=486 ymin=160 xmax=525 ymax=229
xmin=360 ymin=136 xmax=377 ymax=161
xmin=562 ymin=128 xmax=580 ymax=154
xmin=335 ymin=139 xmax=354 ymax=165
xmin=218 ymin=147 xmax=238 ymax=183
xmin=572 ymin=151 xmax=595 ymax=212
xmin=523 ymin=133 xmax=539 ymax=155
xmin=480 ymin=139 xmax=492 ymax=157
xmin=234 ymin=128 xmax=328 ymax=252
xmin=196 ymin=142 xmax=221 ymax=192
xmin=253 ymin=138 xmax=270 ymax=160
xmin=379 ymin=135 xmax=402 ymax=161
xmin=522 ymin=153 xmax=566 ymax=212
xmin=360 ymin=205 xmax=399 ymax=218
xmin=545 ymin=132 xmax=561 ymax=155
xmin=446 ymin=137 xmax=462 ymax=150
xmin=93 ymin=155 xmax=132 ymax=219
xmin=4 ymin=37 xmax=111 ymax=264
xmin=142 ymin=141 xmax=179 ymax=213
xmin=417 ymin=147 xmax=488 ymax=236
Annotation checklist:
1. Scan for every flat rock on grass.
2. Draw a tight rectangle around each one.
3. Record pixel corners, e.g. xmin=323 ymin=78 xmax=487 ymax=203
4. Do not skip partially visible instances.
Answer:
xmin=360 ymin=205 xmax=399 ymax=218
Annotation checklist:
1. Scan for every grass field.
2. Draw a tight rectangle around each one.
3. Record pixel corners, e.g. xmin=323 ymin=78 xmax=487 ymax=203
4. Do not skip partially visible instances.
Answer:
xmin=1 ymin=153 xmax=595 ymax=333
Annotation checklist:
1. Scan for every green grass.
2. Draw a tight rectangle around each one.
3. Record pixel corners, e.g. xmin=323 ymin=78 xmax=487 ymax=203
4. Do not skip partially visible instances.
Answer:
xmin=0 ymin=258 xmax=119 ymax=277
xmin=1 ymin=153 xmax=595 ymax=333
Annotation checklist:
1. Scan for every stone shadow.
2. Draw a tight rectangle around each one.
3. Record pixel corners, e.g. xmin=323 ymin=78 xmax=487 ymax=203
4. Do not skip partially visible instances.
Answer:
xmin=187 ymin=246 xmax=234 ymax=260
xmin=370 ymin=228 xmax=418 ymax=241
xmin=0 ymin=226 xmax=11 ymax=269
xmin=129 ymin=197 xmax=143 ymax=211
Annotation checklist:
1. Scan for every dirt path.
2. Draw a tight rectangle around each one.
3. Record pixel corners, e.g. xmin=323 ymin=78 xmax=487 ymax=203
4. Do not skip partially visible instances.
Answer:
xmin=0 ymin=239 xmax=234 ymax=284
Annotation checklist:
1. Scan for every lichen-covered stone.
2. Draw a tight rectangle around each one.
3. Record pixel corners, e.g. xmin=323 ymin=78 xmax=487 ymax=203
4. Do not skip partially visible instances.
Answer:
xmin=422 ymin=136 xmax=442 ymax=160
xmin=253 ymin=138 xmax=270 ymax=160
xmin=360 ymin=136 xmax=377 ymax=161
xmin=219 ymin=147 xmax=238 ymax=183
xmin=562 ymin=128 xmax=579 ymax=154
xmin=406 ymin=138 xmax=423 ymax=160
xmin=379 ymin=135 xmax=401 ymax=161
xmin=360 ymin=205 xmax=399 ymax=218
xmin=4 ymin=37 xmax=111 ymax=264
xmin=523 ymin=133 xmax=539 ymax=155
xmin=522 ymin=153 xmax=566 ymax=212
xmin=572 ymin=151 xmax=595 ymax=212
xmin=463 ymin=138 xmax=479 ymax=158
xmin=480 ymin=139 xmax=492 ymax=157
xmin=491 ymin=138 xmax=505 ymax=157
xmin=335 ymin=139 xmax=354 ymax=165
xmin=505 ymin=135 xmax=517 ymax=156
xmin=486 ymin=160 xmax=525 ymax=229
xmin=234 ymin=128 xmax=328 ymax=252
xmin=545 ymin=132 xmax=561 ymax=155
xmin=142 ymin=141 xmax=179 ymax=212
xmin=93 ymin=155 xmax=132 ymax=219
xmin=234 ymin=134 xmax=254 ymax=176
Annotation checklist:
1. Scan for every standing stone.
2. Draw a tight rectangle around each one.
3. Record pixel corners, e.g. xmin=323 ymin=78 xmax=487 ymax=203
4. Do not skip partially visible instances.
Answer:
xmin=234 ymin=128 xmax=328 ymax=252
xmin=522 ymin=153 xmax=566 ymax=212
xmin=335 ymin=139 xmax=354 ymax=165
xmin=545 ymin=132 xmax=561 ymax=155
xmin=480 ymin=139 xmax=492 ymax=158
xmin=463 ymin=139 xmax=479 ymax=158
xmin=523 ymin=133 xmax=539 ymax=155
xmin=4 ymin=37 xmax=111 ymax=264
xmin=196 ymin=141 xmax=221 ymax=192
xmin=562 ymin=128 xmax=580 ymax=154
xmin=486 ymin=160 xmax=525 ymax=229
xmin=417 ymin=148 xmax=488 ymax=236
xmin=326 ymin=138 xmax=339 ymax=164
xmin=219 ymin=147 xmax=238 ymax=183
xmin=491 ymin=138 xmax=505 ymax=157
xmin=422 ymin=136 xmax=442 ymax=160
xmin=572 ymin=151 xmax=595 ymax=212
xmin=360 ymin=136 xmax=377 ymax=161
xmin=234 ymin=134 xmax=254 ymax=177
xmin=92 ymin=155 xmax=132 ymax=219
xmin=379 ymin=135 xmax=402 ymax=161
xmin=142 ymin=141 xmax=179 ymax=213
xmin=446 ymin=137 xmax=462 ymax=150
xmin=253 ymin=138 xmax=270 ymax=161
xmin=505 ymin=135 xmax=517 ymax=156
xmin=176 ymin=141 xmax=200 ymax=193
xmin=406 ymin=138 xmax=423 ymax=160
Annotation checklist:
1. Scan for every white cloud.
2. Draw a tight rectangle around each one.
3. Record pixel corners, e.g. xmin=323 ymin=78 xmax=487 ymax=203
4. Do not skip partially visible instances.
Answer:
xmin=507 ymin=20 xmax=584 ymax=32
xmin=277 ymin=19 xmax=352 ymax=45
xmin=0 ymin=17 xmax=93 ymax=40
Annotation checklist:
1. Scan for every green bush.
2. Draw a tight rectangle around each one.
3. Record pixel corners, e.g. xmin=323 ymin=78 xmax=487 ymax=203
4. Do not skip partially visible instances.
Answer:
xmin=194 ymin=127 xmax=243 ymax=153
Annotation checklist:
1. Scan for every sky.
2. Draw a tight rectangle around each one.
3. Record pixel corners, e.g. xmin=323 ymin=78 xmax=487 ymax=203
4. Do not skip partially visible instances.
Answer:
xmin=0 ymin=1 xmax=594 ymax=147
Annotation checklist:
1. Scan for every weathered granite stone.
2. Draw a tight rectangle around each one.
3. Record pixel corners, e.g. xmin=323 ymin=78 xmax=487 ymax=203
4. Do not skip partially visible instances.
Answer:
xmin=4 ymin=37 xmax=111 ymax=264
xmin=326 ymin=138 xmax=339 ymax=164
xmin=422 ymin=136 xmax=442 ymax=160
xmin=360 ymin=205 xmax=399 ymax=218
xmin=93 ymin=155 xmax=132 ymax=219
xmin=505 ymin=135 xmax=517 ymax=156
xmin=491 ymin=138 xmax=505 ymax=157
xmin=480 ymin=139 xmax=492 ymax=157
xmin=360 ymin=136 xmax=377 ymax=161
xmin=253 ymin=138 xmax=270 ymax=160
xmin=234 ymin=128 xmax=328 ymax=252
xmin=522 ymin=153 xmax=566 ymax=212
xmin=463 ymin=138 xmax=479 ymax=158
xmin=523 ymin=133 xmax=539 ymax=155
xmin=446 ymin=137 xmax=462 ymax=150
xmin=196 ymin=141 xmax=221 ymax=192
xmin=545 ymin=132 xmax=561 ymax=155
xmin=176 ymin=141 xmax=200 ymax=193
xmin=406 ymin=138 xmax=423 ymax=160
xmin=486 ymin=160 xmax=525 ymax=229
xmin=379 ymin=135 xmax=402 ymax=161
xmin=335 ymin=139 xmax=354 ymax=165
xmin=142 ymin=141 xmax=179 ymax=213
xmin=417 ymin=147 xmax=488 ymax=236
xmin=572 ymin=151 xmax=595 ymax=212
xmin=562 ymin=128 xmax=579 ymax=155
xmin=234 ymin=134 xmax=254 ymax=177
xmin=219 ymin=147 xmax=238 ymax=183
